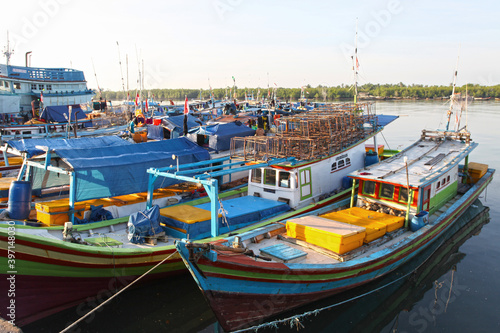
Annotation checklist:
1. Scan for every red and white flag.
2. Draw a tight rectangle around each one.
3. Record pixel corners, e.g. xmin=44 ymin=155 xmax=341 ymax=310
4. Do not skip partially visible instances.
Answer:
xmin=134 ymin=93 xmax=139 ymax=107
xmin=183 ymin=96 xmax=189 ymax=115
xmin=145 ymin=98 xmax=149 ymax=111
xmin=40 ymin=91 xmax=44 ymax=103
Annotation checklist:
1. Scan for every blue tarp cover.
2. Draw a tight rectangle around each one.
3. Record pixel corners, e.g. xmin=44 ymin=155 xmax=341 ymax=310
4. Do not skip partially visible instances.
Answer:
xmin=147 ymin=124 xmax=164 ymax=140
xmin=128 ymin=205 xmax=162 ymax=244
xmin=187 ymin=122 xmax=255 ymax=151
xmin=163 ymin=114 xmax=203 ymax=132
xmin=161 ymin=196 xmax=290 ymax=239
xmin=39 ymin=104 xmax=88 ymax=123
xmin=7 ymin=136 xmax=131 ymax=158
xmin=47 ymin=137 xmax=210 ymax=202
xmin=376 ymin=114 xmax=399 ymax=127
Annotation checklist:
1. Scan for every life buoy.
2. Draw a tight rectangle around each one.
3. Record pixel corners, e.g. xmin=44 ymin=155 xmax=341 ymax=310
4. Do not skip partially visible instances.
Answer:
xmin=136 ymin=113 xmax=145 ymax=127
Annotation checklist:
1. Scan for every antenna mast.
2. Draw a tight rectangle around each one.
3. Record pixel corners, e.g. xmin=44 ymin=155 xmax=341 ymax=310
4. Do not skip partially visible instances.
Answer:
xmin=446 ymin=47 xmax=460 ymax=131
xmin=352 ymin=18 xmax=359 ymax=105
xmin=116 ymin=41 xmax=126 ymax=95
xmin=3 ymin=31 xmax=14 ymax=66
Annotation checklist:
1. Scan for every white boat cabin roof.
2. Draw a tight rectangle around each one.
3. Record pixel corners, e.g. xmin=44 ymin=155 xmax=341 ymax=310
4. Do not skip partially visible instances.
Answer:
xmin=349 ymin=130 xmax=477 ymax=188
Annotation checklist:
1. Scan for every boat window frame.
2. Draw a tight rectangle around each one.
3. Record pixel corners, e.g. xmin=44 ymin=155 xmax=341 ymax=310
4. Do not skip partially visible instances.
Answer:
xmin=251 ymin=168 xmax=262 ymax=184
xmin=398 ymin=186 xmax=409 ymax=203
xmin=278 ymin=171 xmax=291 ymax=188
xmin=264 ymin=168 xmax=277 ymax=186
xmin=362 ymin=180 xmax=376 ymax=196
xmin=379 ymin=182 xmax=395 ymax=200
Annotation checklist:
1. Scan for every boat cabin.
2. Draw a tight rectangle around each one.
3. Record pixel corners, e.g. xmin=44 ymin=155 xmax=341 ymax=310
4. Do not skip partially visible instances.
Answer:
xmin=349 ymin=129 xmax=477 ymax=222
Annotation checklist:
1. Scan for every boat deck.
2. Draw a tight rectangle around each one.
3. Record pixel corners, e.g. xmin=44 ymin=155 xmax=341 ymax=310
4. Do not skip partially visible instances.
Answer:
xmin=241 ymin=193 xmax=464 ymax=265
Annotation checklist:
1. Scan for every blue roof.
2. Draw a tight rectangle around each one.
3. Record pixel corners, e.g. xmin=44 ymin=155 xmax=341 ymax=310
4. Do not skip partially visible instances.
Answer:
xmin=50 ymin=137 xmax=210 ymax=201
xmin=0 ymin=64 xmax=86 ymax=82
xmin=7 ymin=136 xmax=131 ymax=158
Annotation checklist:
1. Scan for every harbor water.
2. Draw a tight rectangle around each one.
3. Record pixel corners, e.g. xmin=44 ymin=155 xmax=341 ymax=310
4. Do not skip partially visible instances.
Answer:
xmin=22 ymin=100 xmax=500 ymax=333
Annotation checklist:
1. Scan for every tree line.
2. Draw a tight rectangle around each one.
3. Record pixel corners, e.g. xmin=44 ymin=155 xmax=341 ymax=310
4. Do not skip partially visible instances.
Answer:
xmin=96 ymin=83 xmax=500 ymax=102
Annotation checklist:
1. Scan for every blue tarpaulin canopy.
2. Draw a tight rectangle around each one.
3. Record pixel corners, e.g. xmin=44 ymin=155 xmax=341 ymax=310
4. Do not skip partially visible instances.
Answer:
xmin=162 ymin=114 xmax=204 ymax=136
xmin=39 ymin=104 xmax=88 ymax=123
xmin=187 ymin=121 xmax=255 ymax=151
xmin=7 ymin=136 xmax=131 ymax=158
xmin=376 ymin=114 xmax=399 ymax=127
xmin=29 ymin=137 xmax=210 ymax=202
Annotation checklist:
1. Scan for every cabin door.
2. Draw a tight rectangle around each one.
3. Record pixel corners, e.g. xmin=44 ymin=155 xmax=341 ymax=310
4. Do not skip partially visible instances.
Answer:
xmin=422 ymin=185 xmax=431 ymax=211
xmin=299 ymin=167 xmax=312 ymax=201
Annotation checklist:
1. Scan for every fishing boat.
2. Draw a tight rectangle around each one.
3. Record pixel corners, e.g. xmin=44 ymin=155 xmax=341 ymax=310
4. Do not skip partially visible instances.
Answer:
xmin=0 ymin=101 xmax=395 ymax=326
xmin=175 ymin=109 xmax=494 ymax=331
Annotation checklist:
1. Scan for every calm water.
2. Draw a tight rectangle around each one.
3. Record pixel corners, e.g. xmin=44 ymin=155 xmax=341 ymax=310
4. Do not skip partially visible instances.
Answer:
xmin=23 ymin=100 xmax=500 ymax=333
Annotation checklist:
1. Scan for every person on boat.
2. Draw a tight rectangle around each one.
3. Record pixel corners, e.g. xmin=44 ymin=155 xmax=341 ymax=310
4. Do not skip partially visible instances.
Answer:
xmin=129 ymin=116 xmax=136 ymax=133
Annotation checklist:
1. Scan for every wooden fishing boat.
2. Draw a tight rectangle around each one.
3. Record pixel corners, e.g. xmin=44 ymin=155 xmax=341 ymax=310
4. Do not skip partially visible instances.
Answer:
xmin=0 ymin=102 xmax=395 ymax=326
xmin=175 ymin=125 xmax=494 ymax=331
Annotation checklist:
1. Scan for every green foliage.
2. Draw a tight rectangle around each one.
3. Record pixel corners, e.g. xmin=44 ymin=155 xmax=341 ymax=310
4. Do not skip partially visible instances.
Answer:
xmin=96 ymin=84 xmax=500 ymax=101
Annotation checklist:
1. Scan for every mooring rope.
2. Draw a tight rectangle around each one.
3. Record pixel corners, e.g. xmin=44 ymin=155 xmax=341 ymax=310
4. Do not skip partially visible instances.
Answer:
xmin=60 ymin=250 xmax=178 ymax=333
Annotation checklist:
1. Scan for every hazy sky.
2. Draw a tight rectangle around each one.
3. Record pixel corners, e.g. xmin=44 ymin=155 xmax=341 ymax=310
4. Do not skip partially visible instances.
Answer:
xmin=1 ymin=0 xmax=499 ymax=91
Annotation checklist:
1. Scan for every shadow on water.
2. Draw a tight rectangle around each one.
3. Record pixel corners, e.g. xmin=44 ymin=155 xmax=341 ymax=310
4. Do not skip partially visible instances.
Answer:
xmin=22 ymin=200 xmax=490 ymax=333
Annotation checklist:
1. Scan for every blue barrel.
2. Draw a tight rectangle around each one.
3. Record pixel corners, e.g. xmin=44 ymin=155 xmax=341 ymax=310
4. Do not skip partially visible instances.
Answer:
xmin=365 ymin=150 xmax=379 ymax=167
xmin=7 ymin=181 xmax=32 ymax=220
xmin=410 ymin=211 xmax=429 ymax=232
xmin=342 ymin=176 xmax=353 ymax=189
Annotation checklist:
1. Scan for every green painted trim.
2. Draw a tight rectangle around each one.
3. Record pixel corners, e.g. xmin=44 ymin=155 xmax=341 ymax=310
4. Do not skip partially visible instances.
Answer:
xmin=428 ymin=181 xmax=458 ymax=215
xmin=299 ymin=167 xmax=312 ymax=201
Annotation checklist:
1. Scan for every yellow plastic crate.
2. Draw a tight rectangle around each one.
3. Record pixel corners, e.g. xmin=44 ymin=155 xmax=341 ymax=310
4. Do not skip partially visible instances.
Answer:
xmin=333 ymin=207 xmax=404 ymax=233
xmin=36 ymin=199 xmax=86 ymax=225
xmin=286 ymin=215 xmax=366 ymax=255
xmin=467 ymin=162 xmax=488 ymax=183
xmin=321 ymin=208 xmax=389 ymax=243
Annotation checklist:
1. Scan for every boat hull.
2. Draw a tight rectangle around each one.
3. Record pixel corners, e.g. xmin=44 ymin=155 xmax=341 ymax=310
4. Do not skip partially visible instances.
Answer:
xmin=176 ymin=169 xmax=494 ymax=331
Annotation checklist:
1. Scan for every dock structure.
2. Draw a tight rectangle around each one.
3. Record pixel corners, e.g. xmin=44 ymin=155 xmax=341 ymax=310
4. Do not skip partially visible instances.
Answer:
xmin=230 ymin=102 xmax=377 ymax=162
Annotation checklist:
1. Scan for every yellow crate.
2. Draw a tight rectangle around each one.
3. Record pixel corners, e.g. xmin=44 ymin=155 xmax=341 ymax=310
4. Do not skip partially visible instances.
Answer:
xmin=286 ymin=215 xmax=366 ymax=254
xmin=467 ymin=162 xmax=488 ymax=183
xmin=321 ymin=208 xmax=389 ymax=243
xmin=333 ymin=207 xmax=404 ymax=233
xmin=36 ymin=199 xmax=86 ymax=225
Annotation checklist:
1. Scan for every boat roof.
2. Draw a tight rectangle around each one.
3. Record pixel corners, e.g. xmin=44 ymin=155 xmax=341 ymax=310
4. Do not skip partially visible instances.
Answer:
xmin=0 ymin=64 xmax=86 ymax=82
xmin=349 ymin=130 xmax=477 ymax=188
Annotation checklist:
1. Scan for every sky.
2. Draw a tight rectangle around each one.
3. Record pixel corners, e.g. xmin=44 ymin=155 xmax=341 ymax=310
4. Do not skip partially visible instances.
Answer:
xmin=1 ymin=0 xmax=499 ymax=92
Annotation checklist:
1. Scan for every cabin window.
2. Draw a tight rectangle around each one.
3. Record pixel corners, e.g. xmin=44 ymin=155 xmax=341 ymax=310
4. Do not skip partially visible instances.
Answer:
xmin=437 ymin=181 xmax=441 ymax=189
xmin=264 ymin=169 xmax=277 ymax=186
xmin=338 ymin=160 xmax=345 ymax=168
xmin=14 ymin=82 xmax=21 ymax=90
xmin=278 ymin=171 xmax=291 ymax=188
xmin=251 ymin=168 xmax=262 ymax=184
xmin=4 ymin=81 xmax=9 ymax=88
xmin=398 ymin=187 xmax=409 ymax=203
xmin=363 ymin=180 xmax=376 ymax=196
xmin=46 ymin=84 xmax=52 ymax=91
xmin=331 ymin=162 xmax=337 ymax=171
xmin=38 ymin=84 xmax=44 ymax=90
xmin=31 ymin=84 xmax=37 ymax=90
xmin=346 ymin=158 xmax=351 ymax=166
xmin=380 ymin=183 xmax=395 ymax=200
xmin=447 ymin=175 xmax=450 ymax=182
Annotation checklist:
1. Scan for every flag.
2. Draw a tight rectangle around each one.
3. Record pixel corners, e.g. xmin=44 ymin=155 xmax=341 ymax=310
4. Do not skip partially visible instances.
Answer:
xmin=127 ymin=92 xmax=130 ymax=101
xmin=40 ymin=91 xmax=44 ymax=103
xmin=356 ymin=56 xmax=359 ymax=70
xmin=184 ymin=96 xmax=189 ymax=115
xmin=232 ymin=76 xmax=235 ymax=82
xmin=145 ymin=98 xmax=149 ymax=111
xmin=134 ymin=92 xmax=139 ymax=107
